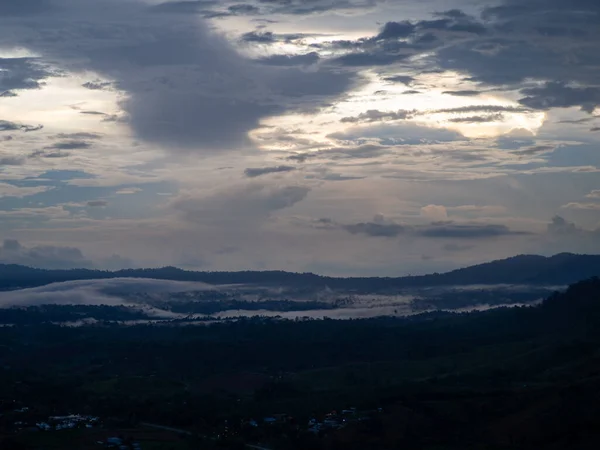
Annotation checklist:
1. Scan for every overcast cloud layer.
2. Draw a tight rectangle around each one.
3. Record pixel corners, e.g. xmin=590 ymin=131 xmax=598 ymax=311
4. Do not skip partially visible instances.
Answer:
xmin=0 ymin=0 xmax=599 ymax=276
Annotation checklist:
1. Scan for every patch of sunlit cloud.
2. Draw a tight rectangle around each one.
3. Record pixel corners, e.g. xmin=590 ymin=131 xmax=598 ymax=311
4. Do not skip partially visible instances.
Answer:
xmin=250 ymin=70 xmax=547 ymax=151
xmin=0 ymin=73 xmax=124 ymax=133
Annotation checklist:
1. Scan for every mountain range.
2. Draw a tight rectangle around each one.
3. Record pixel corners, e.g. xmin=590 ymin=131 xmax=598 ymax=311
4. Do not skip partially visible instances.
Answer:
xmin=1 ymin=253 xmax=599 ymax=292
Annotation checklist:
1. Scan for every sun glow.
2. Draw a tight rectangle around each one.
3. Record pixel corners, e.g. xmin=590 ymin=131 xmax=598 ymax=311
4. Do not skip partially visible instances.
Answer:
xmin=250 ymin=70 xmax=547 ymax=151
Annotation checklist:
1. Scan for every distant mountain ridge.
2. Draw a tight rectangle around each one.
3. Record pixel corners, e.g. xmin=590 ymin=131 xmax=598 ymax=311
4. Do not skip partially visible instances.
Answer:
xmin=0 ymin=253 xmax=599 ymax=292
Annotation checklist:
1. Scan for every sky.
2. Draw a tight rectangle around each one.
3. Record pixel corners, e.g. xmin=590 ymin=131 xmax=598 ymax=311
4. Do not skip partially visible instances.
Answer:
xmin=0 ymin=0 xmax=599 ymax=276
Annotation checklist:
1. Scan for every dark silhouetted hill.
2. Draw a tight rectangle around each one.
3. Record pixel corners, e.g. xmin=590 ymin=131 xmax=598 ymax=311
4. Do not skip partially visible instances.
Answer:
xmin=0 ymin=253 xmax=599 ymax=291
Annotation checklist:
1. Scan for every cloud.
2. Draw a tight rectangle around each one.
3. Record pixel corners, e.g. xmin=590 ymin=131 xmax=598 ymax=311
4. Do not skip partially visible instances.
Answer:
xmin=512 ymin=145 xmax=557 ymax=156
xmin=448 ymin=113 xmax=504 ymax=123
xmin=87 ymin=200 xmax=109 ymax=207
xmin=343 ymin=222 xmax=406 ymax=237
xmin=442 ymin=90 xmax=481 ymax=97
xmin=383 ymin=75 xmax=414 ymax=85
xmin=328 ymin=123 xmax=463 ymax=146
xmin=0 ymin=183 xmax=49 ymax=198
xmin=54 ymin=132 xmax=103 ymax=140
xmin=29 ymin=150 xmax=71 ymax=159
xmin=257 ymin=52 xmax=319 ymax=66
xmin=0 ymin=239 xmax=91 ymax=269
xmin=0 ymin=278 xmax=215 ymax=311
xmin=561 ymin=202 xmax=600 ymax=210
xmin=420 ymin=204 xmax=448 ymax=221
xmin=116 ymin=187 xmax=143 ymax=195
xmin=244 ymin=165 xmax=297 ymax=177
xmin=0 ymin=120 xmax=43 ymax=132
xmin=547 ymin=215 xmax=580 ymax=235
xmin=417 ymin=223 xmax=529 ymax=239
xmin=241 ymin=31 xmax=276 ymax=43
xmin=0 ymin=57 xmax=57 ymax=92
xmin=340 ymin=105 xmax=526 ymax=125
xmin=585 ymin=190 xmax=600 ymax=199
xmin=0 ymin=0 xmax=53 ymax=16
xmin=4 ymin=0 xmax=354 ymax=152
xmin=170 ymin=183 xmax=311 ymax=225
xmin=340 ymin=109 xmax=415 ymax=124
xmin=156 ymin=0 xmax=333 ymax=17
xmin=519 ymin=82 xmax=600 ymax=113
xmin=81 ymin=81 xmax=114 ymax=91
xmin=0 ymin=156 xmax=25 ymax=165
xmin=433 ymin=105 xmax=528 ymax=115
xmin=46 ymin=140 xmax=93 ymax=150
xmin=433 ymin=0 xmax=600 ymax=92
xmin=376 ymin=21 xmax=416 ymax=40
xmin=331 ymin=216 xmax=528 ymax=240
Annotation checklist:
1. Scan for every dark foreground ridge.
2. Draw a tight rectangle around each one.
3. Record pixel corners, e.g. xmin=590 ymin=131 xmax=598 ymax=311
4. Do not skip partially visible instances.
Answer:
xmin=1 ymin=278 xmax=600 ymax=449
xmin=1 ymin=252 xmax=599 ymax=291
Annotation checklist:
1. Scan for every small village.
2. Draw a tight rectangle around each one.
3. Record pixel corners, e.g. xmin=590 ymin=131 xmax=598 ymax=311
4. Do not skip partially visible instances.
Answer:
xmin=1 ymin=399 xmax=384 ymax=449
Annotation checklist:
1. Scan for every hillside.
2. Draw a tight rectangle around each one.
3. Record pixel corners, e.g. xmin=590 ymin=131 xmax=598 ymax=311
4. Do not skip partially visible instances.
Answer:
xmin=0 ymin=253 xmax=599 ymax=291
xmin=2 ymin=278 xmax=600 ymax=450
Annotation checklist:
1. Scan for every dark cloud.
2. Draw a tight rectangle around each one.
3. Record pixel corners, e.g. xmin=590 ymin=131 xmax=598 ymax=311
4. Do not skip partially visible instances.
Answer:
xmin=87 ymin=200 xmax=108 ymax=207
xmin=340 ymin=105 xmax=526 ymax=125
xmin=79 ymin=111 xmax=109 ymax=116
xmin=47 ymin=140 xmax=93 ymax=150
xmin=433 ymin=105 xmax=528 ymax=114
xmin=442 ymin=90 xmax=481 ymax=97
xmin=333 ymin=51 xmax=410 ymax=67
xmin=55 ymin=132 xmax=103 ymax=140
xmin=343 ymin=222 xmax=406 ymax=237
xmin=547 ymin=215 xmax=580 ymax=235
xmin=325 ymin=14 xmax=489 ymax=68
xmin=82 ymin=81 xmax=114 ymax=91
xmin=261 ymin=0 xmax=377 ymax=16
xmin=512 ymin=145 xmax=556 ymax=156
xmin=432 ymin=0 xmax=600 ymax=94
xmin=320 ymin=173 xmax=364 ymax=181
xmin=0 ymin=120 xmax=43 ymax=132
xmin=0 ymin=57 xmax=56 ymax=92
xmin=0 ymin=91 xmax=17 ymax=97
xmin=336 ymin=219 xmax=528 ymax=240
xmin=0 ymin=0 xmax=53 ymax=16
xmin=434 ymin=9 xmax=470 ymax=19
xmin=151 ymin=1 xmax=220 ymax=15
xmin=2 ymin=2 xmax=354 ymax=152
xmin=244 ymin=165 xmax=296 ymax=177
xmin=448 ymin=113 xmax=504 ymax=123
xmin=0 ymin=156 xmax=25 ymax=165
xmin=29 ymin=150 xmax=71 ymax=158
xmin=0 ymin=120 xmax=21 ymax=131
xmin=152 ymin=0 xmax=377 ymax=17
xmin=557 ymin=117 xmax=595 ymax=124
xmin=0 ymin=239 xmax=91 ymax=270
xmin=418 ymin=223 xmax=529 ymax=239
xmin=519 ymin=82 xmax=600 ymax=113
xmin=241 ymin=31 xmax=275 ymax=43
xmin=257 ymin=52 xmax=319 ymax=66
xmin=376 ymin=21 xmax=416 ymax=40
xmin=383 ymin=75 xmax=414 ymax=85
xmin=228 ymin=3 xmax=260 ymax=15
xmin=340 ymin=109 xmax=415 ymax=123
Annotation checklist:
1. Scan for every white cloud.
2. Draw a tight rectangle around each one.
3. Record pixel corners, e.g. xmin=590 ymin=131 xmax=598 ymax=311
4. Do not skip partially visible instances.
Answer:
xmin=420 ymin=204 xmax=448 ymax=221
